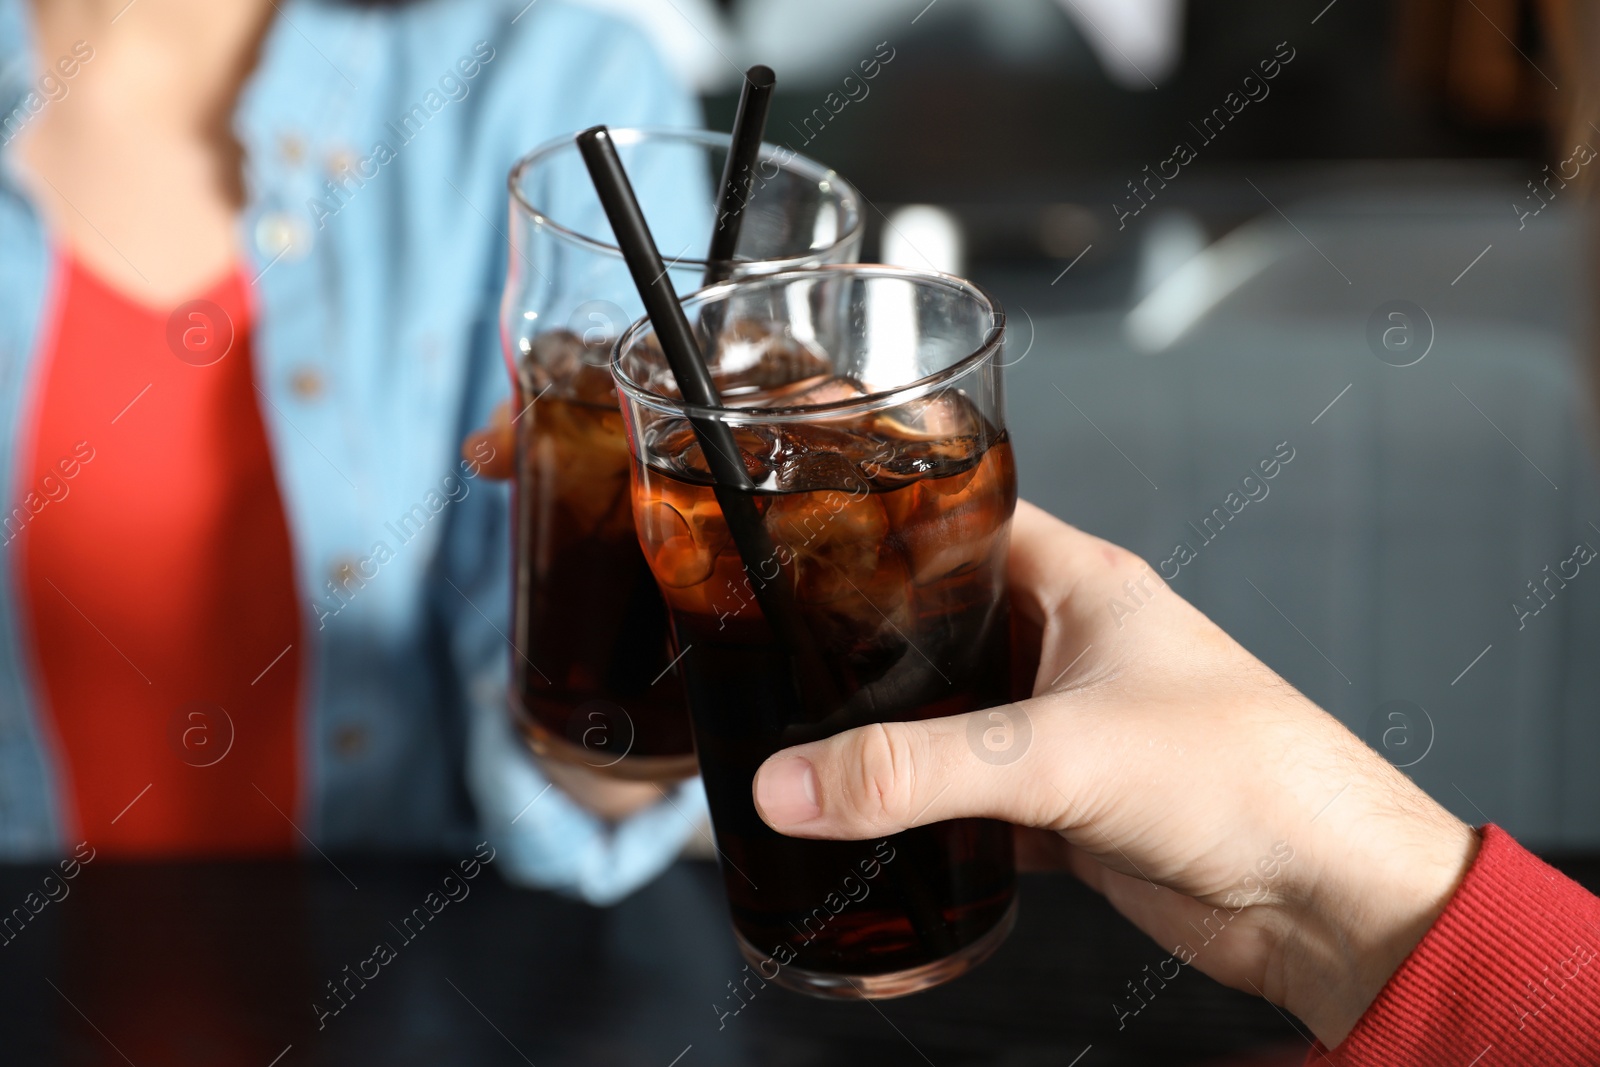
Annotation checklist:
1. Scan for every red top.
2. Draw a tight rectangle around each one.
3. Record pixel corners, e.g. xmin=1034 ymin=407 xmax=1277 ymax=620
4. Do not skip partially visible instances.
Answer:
xmin=1315 ymin=824 xmax=1600 ymax=1065
xmin=14 ymin=254 xmax=303 ymax=856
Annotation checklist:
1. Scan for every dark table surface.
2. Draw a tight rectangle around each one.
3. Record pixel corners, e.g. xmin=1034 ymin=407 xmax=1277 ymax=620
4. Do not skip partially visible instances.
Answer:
xmin=3 ymin=852 xmax=1596 ymax=1067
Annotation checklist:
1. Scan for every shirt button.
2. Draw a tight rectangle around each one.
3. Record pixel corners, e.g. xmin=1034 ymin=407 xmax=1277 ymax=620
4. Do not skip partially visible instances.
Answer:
xmin=279 ymin=134 xmax=306 ymax=166
xmin=254 ymin=212 xmax=310 ymax=260
xmin=328 ymin=557 xmax=370 ymax=602
xmin=332 ymin=725 xmax=368 ymax=759
xmin=289 ymin=367 xmax=324 ymax=400
xmin=327 ymin=147 xmax=359 ymax=175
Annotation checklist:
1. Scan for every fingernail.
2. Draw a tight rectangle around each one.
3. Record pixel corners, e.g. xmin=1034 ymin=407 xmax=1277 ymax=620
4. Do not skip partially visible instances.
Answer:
xmin=755 ymin=756 xmax=820 ymax=826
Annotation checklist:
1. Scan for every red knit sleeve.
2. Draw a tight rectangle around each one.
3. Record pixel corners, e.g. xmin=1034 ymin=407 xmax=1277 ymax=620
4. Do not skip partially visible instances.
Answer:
xmin=1308 ymin=825 xmax=1600 ymax=1066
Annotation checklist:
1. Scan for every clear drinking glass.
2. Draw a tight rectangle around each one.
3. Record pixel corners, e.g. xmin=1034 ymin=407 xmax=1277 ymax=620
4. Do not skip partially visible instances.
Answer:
xmin=614 ymin=264 xmax=1018 ymax=997
xmin=500 ymin=129 xmax=863 ymax=780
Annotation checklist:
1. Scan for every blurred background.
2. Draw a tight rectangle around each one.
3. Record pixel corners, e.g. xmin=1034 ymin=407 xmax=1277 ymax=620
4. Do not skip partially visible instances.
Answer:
xmin=607 ymin=0 xmax=1600 ymax=848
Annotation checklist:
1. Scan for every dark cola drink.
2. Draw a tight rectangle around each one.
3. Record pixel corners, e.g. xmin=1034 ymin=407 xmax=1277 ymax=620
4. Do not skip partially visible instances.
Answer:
xmin=630 ymin=367 xmax=1019 ymax=996
xmin=511 ymin=330 xmax=694 ymax=778
xmin=500 ymin=130 xmax=865 ymax=779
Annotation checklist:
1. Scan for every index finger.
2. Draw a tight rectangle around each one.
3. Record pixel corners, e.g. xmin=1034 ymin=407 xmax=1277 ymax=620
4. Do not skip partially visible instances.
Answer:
xmin=1008 ymin=499 xmax=1153 ymax=629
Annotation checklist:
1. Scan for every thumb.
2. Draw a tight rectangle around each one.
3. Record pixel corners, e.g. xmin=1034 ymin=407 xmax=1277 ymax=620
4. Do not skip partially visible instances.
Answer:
xmin=752 ymin=704 xmax=1043 ymax=840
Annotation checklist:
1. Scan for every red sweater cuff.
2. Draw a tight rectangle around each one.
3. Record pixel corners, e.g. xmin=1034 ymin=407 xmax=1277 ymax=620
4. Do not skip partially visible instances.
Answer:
xmin=1311 ymin=825 xmax=1600 ymax=1066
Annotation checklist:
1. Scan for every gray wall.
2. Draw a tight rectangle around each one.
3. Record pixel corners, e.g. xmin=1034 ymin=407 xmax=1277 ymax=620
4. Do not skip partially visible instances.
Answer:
xmin=1006 ymin=192 xmax=1600 ymax=848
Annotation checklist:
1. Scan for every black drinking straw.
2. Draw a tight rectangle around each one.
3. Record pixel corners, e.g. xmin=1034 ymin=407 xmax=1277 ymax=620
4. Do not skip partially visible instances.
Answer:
xmin=579 ymin=124 xmax=957 ymax=963
xmin=703 ymin=65 xmax=776 ymax=287
xmin=575 ymin=125 xmax=836 ymax=707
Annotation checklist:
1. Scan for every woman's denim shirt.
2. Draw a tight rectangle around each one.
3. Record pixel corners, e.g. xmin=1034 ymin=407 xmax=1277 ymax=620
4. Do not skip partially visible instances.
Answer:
xmin=0 ymin=0 xmax=708 ymax=903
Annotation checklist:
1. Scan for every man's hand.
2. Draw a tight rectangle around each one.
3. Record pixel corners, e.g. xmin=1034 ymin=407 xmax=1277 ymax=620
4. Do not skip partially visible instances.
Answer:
xmin=753 ymin=500 xmax=1476 ymax=1046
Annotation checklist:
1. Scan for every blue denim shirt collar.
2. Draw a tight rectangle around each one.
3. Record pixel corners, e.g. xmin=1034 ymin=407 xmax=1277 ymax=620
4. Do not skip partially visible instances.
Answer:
xmin=0 ymin=0 xmax=38 ymax=133
xmin=234 ymin=1 xmax=374 ymax=222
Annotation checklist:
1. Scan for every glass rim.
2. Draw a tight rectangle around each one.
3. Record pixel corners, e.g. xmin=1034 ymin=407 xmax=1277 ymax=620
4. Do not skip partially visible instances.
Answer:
xmin=612 ymin=264 xmax=1007 ymax=425
xmin=506 ymin=126 xmax=865 ymax=271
